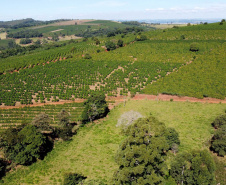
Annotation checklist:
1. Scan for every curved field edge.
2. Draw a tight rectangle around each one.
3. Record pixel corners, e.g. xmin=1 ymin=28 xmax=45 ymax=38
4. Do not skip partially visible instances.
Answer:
xmin=1 ymin=100 xmax=226 ymax=184
xmin=143 ymin=42 xmax=226 ymax=99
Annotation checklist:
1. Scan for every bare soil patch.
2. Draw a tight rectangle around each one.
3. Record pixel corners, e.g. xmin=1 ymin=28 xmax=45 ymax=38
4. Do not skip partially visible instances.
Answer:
xmin=51 ymin=29 xmax=64 ymax=33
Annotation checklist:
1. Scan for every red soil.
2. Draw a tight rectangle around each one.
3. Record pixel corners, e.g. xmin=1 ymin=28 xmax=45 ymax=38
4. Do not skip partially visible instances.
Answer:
xmin=0 ymin=94 xmax=225 ymax=110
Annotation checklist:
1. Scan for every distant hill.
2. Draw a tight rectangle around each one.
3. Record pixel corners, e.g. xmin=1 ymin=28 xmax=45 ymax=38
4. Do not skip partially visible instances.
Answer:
xmin=0 ymin=18 xmax=70 ymax=29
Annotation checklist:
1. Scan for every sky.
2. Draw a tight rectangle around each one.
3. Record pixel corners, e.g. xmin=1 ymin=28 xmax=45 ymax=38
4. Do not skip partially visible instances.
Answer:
xmin=0 ymin=0 xmax=225 ymax=21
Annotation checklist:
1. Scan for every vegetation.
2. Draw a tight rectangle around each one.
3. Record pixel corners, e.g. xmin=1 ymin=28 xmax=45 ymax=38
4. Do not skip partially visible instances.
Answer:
xmin=0 ymin=102 xmax=84 ymax=132
xmin=210 ymin=114 xmax=226 ymax=156
xmin=113 ymin=116 xmax=171 ymax=184
xmin=63 ymin=173 xmax=86 ymax=185
xmin=1 ymin=100 xmax=225 ymax=184
xmin=19 ymin=38 xmax=32 ymax=44
xmin=7 ymin=30 xmax=43 ymax=39
xmin=0 ymin=20 xmax=225 ymax=184
xmin=81 ymin=92 xmax=109 ymax=123
xmin=0 ymin=125 xmax=53 ymax=165
xmin=170 ymin=150 xmax=216 ymax=185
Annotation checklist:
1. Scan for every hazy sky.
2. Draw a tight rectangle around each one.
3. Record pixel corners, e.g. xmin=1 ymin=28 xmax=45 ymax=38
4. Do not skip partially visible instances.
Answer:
xmin=1 ymin=0 xmax=225 ymax=21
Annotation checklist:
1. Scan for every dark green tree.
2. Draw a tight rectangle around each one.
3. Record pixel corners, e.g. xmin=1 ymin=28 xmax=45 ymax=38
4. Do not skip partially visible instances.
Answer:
xmin=56 ymin=109 xmax=74 ymax=141
xmin=113 ymin=116 xmax=169 ymax=184
xmin=105 ymin=41 xmax=116 ymax=51
xmin=212 ymin=114 xmax=226 ymax=129
xmin=165 ymin=127 xmax=180 ymax=150
xmin=0 ymin=158 xmax=6 ymax=178
xmin=190 ymin=43 xmax=199 ymax=52
xmin=81 ymin=92 xmax=109 ymax=123
xmin=170 ymin=150 xmax=216 ymax=185
xmin=210 ymin=125 xmax=226 ymax=156
xmin=117 ymin=39 xmax=124 ymax=47
xmin=210 ymin=114 xmax=226 ymax=156
xmin=63 ymin=173 xmax=86 ymax=185
xmin=0 ymin=125 xmax=52 ymax=165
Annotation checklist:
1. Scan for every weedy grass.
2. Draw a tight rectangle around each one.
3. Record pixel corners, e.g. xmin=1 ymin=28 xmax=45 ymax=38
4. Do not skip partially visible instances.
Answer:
xmin=1 ymin=100 xmax=226 ymax=184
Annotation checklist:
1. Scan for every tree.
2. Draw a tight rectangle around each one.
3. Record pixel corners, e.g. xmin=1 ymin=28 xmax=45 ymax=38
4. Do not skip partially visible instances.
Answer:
xmin=113 ymin=116 xmax=169 ymax=184
xmin=165 ymin=127 xmax=180 ymax=150
xmin=31 ymin=113 xmax=51 ymax=132
xmin=117 ymin=39 xmax=123 ymax=47
xmin=211 ymin=125 xmax=226 ymax=156
xmin=210 ymin=114 xmax=226 ymax=156
xmin=212 ymin=114 xmax=226 ymax=129
xmin=105 ymin=41 xmax=116 ymax=51
xmin=56 ymin=109 xmax=74 ymax=141
xmin=116 ymin=110 xmax=143 ymax=132
xmin=20 ymin=38 xmax=32 ymax=44
xmin=57 ymin=109 xmax=70 ymax=127
xmin=0 ymin=125 xmax=52 ymax=165
xmin=95 ymin=39 xmax=100 ymax=45
xmin=190 ymin=43 xmax=199 ymax=52
xmin=0 ymin=158 xmax=6 ymax=178
xmin=170 ymin=150 xmax=216 ymax=185
xmin=63 ymin=173 xmax=86 ymax=185
xmin=135 ymin=35 xmax=147 ymax=41
xmin=81 ymin=92 xmax=109 ymax=123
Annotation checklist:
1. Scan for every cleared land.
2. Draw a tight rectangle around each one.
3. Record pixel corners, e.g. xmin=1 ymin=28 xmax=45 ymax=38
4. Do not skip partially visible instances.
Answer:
xmin=2 ymin=100 xmax=226 ymax=184
xmin=0 ymin=32 xmax=7 ymax=39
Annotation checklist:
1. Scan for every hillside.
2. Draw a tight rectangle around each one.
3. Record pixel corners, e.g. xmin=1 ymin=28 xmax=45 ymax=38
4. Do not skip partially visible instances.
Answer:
xmin=0 ymin=21 xmax=225 ymax=107
xmin=0 ymin=20 xmax=225 ymax=184
xmin=1 ymin=100 xmax=225 ymax=184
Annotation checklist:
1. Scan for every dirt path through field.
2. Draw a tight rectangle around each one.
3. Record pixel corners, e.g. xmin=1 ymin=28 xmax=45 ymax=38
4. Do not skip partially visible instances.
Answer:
xmin=3 ymin=94 xmax=226 ymax=110
xmin=1 ymin=94 xmax=225 ymax=110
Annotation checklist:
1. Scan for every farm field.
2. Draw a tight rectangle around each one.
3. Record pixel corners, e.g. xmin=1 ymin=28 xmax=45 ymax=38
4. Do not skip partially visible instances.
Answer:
xmin=1 ymin=100 xmax=226 ymax=184
xmin=0 ymin=102 xmax=84 ymax=132
xmin=0 ymin=22 xmax=225 ymax=106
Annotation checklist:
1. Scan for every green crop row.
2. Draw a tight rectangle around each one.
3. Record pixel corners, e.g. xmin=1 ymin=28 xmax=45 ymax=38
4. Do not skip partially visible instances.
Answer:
xmin=0 ymin=102 xmax=84 ymax=130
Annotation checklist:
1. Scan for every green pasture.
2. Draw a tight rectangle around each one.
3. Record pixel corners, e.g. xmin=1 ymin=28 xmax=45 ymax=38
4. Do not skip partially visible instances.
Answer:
xmin=1 ymin=100 xmax=226 ymax=184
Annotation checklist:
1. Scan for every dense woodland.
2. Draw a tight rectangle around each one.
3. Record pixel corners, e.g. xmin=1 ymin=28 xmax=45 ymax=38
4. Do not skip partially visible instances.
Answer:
xmin=0 ymin=19 xmax=225 ymax=184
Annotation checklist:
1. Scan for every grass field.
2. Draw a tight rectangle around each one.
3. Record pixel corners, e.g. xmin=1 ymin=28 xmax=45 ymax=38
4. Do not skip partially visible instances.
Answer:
xmin=2 ymin=100 xmax=225 ymax=184
xmin=0 ymin=32 xmax=7 ymax=39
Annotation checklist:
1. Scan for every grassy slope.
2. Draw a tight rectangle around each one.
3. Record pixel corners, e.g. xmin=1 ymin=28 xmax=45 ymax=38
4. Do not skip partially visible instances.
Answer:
xmin=2 ymin=100 xmax=226 ymax=184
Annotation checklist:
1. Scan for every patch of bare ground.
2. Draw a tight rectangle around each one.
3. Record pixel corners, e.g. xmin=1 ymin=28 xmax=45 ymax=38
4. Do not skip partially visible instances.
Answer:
xmin=51 ymin=29 xmax=64 ymax=33
xmin=132 ymin=94 xmax=226 ymax=104
xmin=106 ymin=66 xmax=125 ymax=79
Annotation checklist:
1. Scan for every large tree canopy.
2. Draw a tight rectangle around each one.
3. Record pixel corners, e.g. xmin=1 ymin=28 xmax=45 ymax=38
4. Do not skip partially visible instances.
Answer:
xmin=170 ymin=150 xmax=216 ymax=185
xmin=113 ymin=116 xmax=169 ymax=185
xmin=0 ymin=125 xmax=51 ymax=165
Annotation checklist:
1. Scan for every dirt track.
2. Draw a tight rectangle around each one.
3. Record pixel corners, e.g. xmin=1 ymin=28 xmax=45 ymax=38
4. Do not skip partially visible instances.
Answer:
xmin=1 ymin=94 xmax=225 ymax=110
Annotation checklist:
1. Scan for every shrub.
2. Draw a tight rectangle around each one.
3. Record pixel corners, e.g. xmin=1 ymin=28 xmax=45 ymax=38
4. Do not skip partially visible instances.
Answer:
xmin=20 ymin=38 xmax=32 ymax=44
xmin=190 ymin=43 xmax=199 ymax=52
xmin=63 ymin=173 xmax=86 ymax=185
xmin=135 ymin=35 xmax=147 ymax=41
xmin=212 ymin=114 xmax=226 ymax=129
xmin=105 ymin=41 xmax=116 ymax=51
xmin=210 ymin=125 xmax=226 ymax=156
xmin=81 ymin=92 xmax=109 ymax=123
xmin=165 ymin=127 xmax=180 ymax=149
xmin=117 ymin=39 xmax=123 ymax=47
xmin=84 ymin=53 xmax=92 ymax=59
xmin=31 ymin=113 xmax=51 ymax=132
